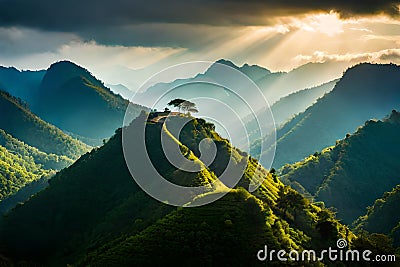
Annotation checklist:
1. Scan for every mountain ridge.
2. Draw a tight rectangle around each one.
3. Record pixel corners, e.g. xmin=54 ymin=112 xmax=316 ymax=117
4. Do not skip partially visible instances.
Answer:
xmin=256 ymin=63 xmax=400 ymax=168
xmin=280 ymin=110 xmax=400 ymax=224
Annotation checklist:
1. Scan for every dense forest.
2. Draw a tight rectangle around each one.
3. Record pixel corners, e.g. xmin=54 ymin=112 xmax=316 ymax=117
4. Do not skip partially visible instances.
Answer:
xmin=253 ymin=63 xmax=400 ymax=168
xmin=0 ymin=113 xmax=369 ymax=266
xmin=281 ymin=110 xmax=400 ymax=224
xmin=0 ymin=90 xmax=89 ymax=159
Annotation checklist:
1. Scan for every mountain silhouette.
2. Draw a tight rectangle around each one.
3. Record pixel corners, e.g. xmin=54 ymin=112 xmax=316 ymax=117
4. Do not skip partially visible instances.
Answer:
xmin=28 ymin=61 xmax=146 ymax=145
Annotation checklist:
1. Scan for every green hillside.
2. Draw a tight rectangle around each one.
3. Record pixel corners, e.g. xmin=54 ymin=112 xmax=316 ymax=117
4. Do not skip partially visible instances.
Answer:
xmin=0 ymin=128 xmax=72 ymax=213
xmin=0 ymin=90 xmax=89 ymax=159
xmin=0 ymin=144 xmax=53 ymax=202
xmin=0 ymin=113 xmax=356 ymax=266
xmin=281 ymin=110 xmax=400 ymax=224
xmin=0 ymin=129 xmax=72 ymax=170
xmin=354 ymin=185 xmax=400 ymax=246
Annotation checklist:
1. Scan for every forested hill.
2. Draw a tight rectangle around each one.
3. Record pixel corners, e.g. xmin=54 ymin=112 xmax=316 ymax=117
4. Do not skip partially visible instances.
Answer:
xmin=0 ymin=113 xmax=355 ymax=266
xmin=30 ymin=61 xmax=146 ymax=144
xmin=257 ymin=63 xmax=400 ymax=168
xmin=0 ymin=90 xmax=89 ymax=208
xmin=354 ymin=184 xmax=400 ymax=246
xmin=281 ymin=110 xmax=400 ymax=224
xmin=0 ymin=90 xmax=89 ymax=159
xmin=0 ymin=61 xmax=147 ymax=145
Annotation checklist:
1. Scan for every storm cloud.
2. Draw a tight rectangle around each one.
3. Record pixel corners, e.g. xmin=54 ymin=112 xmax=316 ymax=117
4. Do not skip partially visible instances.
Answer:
xmin=0 ymin=0 xmax=398 ymax=31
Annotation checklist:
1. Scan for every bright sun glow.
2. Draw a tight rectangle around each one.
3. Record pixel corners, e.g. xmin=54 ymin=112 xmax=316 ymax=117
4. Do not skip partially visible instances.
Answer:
xmin=294 ymin=11 xmax=344 ymax=36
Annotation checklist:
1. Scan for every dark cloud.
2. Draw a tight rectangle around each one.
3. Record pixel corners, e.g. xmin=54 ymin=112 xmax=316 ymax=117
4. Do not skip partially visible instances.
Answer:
xmin=0 ymin=0 xmax=398 ymax=49
xmin=379 ymin=50 xmax=400 ymax=61
xmin=0 ymin=0 xmax=398 ymax=31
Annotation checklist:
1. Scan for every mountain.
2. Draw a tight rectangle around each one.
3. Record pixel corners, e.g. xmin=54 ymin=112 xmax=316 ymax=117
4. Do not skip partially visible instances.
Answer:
xmin=0 ymin=113 xmax=356 ymax=265
xmin=269 ymin=80 xmax=337 ymax=126
xmin=255 ymin=63 xmax=400 ymax=168
xmin=280 ymin=110 xmax=400 ymax=224
xmin=0 ymin=61 xmax=147 ymax=145
xmin=106 ymin=83 xmax=134 ymax=100
xmin=241 ymin=80 xmax=336 ymax=150
xmin=0 ymin=66 xmax=45 ymax=104
xmin=354 ymin=185 xmax=400 ymax=246
xmin=0 ymin=90 xmax=89 ymax=160
xmin=28 ymin=61 xmax=146 ymax=144
xmin=0 ymin=129 xmax=73 ymax=170
xmin=140 ymin=59 xmax=339 ymax=112
xmin=136 ymin=59 xmax=341 ymax=151
xmin=0 ymin=90 xmax=89 ymax=213
xmin=0 ymin=128 xmax=74 ymax=213
xmin=208 ymin=59 xmax=271 ymax=82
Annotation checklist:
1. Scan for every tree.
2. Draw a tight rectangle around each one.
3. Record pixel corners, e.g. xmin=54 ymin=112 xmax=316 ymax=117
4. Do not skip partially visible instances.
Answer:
xmin=167 ymin=99 xmax=186 ymax=112
xmin=167 ymin=99 xmax=198 ymax=114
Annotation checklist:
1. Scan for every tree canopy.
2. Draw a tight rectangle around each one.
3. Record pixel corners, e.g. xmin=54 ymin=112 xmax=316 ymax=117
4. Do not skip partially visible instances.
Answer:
xmin=167 ymin=99 xmax=198 ymax=114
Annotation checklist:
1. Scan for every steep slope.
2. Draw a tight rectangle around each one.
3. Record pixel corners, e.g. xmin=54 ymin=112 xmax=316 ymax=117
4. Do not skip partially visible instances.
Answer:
xmin=257 ymin=63 xmax=400 ymax=168
xmin=270 ymin=79 xmax=337 ymax=126
xmin=281 ymin=110 xmax=400 ymax=224
xmin=31 ymin=61 xmax=146 ymax=144
xmin=0 ymin=113 xmax=352 ymax=266
xmin=107 ymin=83 xmax=134 ymax=100
xmin=354 ymin=185 xmax=400 ymax=246
xmin=0 ymin=90 xmax=89 ymax=159
xmin=0 ymin=128 xmax=72 ymax=214
xmin=0 ymin=66 xmax=45 ymax=104
xmin=0 ymin=129 xmax=72 ymax=170
xmin=0 ymin=144 xmax=53 ymax=202
xmin=244 ymin=80 xmax=336 ymax=150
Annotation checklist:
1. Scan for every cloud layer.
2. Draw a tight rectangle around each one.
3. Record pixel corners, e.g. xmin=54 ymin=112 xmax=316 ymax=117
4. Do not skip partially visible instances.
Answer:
xmin=0 ymin=0 xmax=398 ymax=31
xmin=0 ymin=1 xmax=399 ymax=89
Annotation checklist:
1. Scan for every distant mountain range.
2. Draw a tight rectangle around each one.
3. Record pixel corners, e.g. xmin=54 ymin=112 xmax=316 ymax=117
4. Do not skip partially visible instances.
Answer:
xmin=136 ymin=59 xmax=340 ymax=151
xmin=0 ymin=61 xmax=147 ymax=146
xmin=254 ymin=63 xmax=400 ymax=168
xmin=269 ymin=80 xmax=337 ymax=126
xmin=139 ymin=59 xmax=341 ymax=110
xmin=242 ymin=80 xmax=337 ymax=150
xmin=107 ymin=83 xmax=134 ymax=100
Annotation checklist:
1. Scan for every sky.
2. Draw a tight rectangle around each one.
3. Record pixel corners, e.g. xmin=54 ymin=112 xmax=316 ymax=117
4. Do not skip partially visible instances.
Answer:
xmin=0 ymin=0 xmax=400 ymax=89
